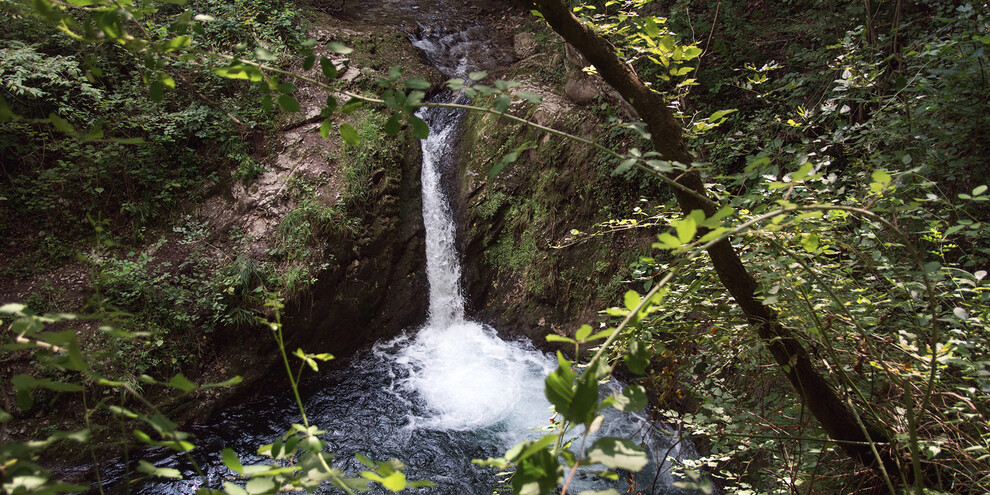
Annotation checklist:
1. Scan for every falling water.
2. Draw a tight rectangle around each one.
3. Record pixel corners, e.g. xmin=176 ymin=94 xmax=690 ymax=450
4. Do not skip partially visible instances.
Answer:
xmin=99 ymin=18 xmax=691 ymax=495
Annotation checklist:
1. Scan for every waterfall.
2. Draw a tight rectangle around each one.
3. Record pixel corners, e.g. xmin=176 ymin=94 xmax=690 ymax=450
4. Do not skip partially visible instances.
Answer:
xmin=99 ymin=18 xmax=691 ymax=495
xmin=418 ymin=102 xmax=466 ymax=328
xmin=383 ymin=89 xmax=557 ymax=443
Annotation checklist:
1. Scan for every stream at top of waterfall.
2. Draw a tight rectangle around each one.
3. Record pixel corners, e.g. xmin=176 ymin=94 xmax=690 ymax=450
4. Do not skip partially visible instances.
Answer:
xmin=99 ymin=3 xmax=692 ymax=493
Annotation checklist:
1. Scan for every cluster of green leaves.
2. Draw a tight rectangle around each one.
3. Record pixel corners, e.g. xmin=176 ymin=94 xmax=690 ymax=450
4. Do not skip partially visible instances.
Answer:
xmin=0 ymin=1 xmax=275 ymax=273
xmin=566 ymin=0 xmax=703 ymax=95
xmin=509 ymin=1 xmax=990 ymax=493
xmin=0 ymin=298 xmax=434 ymax=494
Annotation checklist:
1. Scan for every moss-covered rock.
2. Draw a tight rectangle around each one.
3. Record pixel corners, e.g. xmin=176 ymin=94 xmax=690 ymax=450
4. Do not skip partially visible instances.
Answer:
xmin=454 ymin=37 xmax=667 ymax=345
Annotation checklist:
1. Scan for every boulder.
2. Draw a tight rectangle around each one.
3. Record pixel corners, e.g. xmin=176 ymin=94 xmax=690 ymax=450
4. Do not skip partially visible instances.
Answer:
xmin=564 ymin=70 xmax=598 ymax=105
xmin=513 ymin=32 xmax=538 ymax=59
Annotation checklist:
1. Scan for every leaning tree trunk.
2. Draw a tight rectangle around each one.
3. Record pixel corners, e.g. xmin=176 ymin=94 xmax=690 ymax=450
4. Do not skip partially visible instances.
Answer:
xmin=531 ymin=0 xmax=898 ymax=477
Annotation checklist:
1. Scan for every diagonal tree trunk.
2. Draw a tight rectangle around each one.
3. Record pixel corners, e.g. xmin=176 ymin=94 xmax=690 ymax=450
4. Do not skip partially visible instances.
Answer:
xmin=531 ymin=0 xmax=898 ymax=477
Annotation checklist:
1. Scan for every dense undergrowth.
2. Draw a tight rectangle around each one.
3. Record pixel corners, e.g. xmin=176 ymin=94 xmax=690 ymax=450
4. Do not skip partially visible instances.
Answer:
xmin=558 ymin=0 xmax=990 ymax=493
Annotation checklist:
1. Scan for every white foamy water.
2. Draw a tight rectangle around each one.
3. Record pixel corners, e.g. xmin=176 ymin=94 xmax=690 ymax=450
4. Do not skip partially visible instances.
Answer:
xmin=381 ymin=95 xmax=558 ymax=447
xmin=392 ymin=322 xmax=554 ymax=439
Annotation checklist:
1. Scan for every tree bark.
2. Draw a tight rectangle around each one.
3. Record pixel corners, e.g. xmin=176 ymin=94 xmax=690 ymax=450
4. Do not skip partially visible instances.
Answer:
xmin=531 ymin=0 xmax=897 ymax=476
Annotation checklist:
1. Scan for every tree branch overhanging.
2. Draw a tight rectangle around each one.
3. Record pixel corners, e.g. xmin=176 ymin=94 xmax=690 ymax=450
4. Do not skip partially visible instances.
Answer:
xmin=530 ymin=0 xmax=900 ymax=479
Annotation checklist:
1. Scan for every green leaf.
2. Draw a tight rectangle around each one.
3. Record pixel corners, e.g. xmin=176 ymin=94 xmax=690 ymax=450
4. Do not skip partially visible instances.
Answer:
xmin=223 ymin=483 xmax=248 ymax=495
xmin=643 ymin=17 xmax=661 ymax=38
xmin=801 ymin=233 xmax=820 ymax=253
xmin=0 ymin=407 xmax=12 ymax=423
xmin=674 ymin=216 xmax=697 ymax=244
xmin=254 ymin=47 xmax=277 ymax=61
xmin=384 ymin=113 xmax=402 ymax=136
xmin=511 ymin=448 xmax=562 ymax=495
xmin=49 ymin=113 xmax=77 ymax=136
xmin=682 ymin=46 xmax=703 ymax=59
xmin=303 ymin=55 xmax=316 ymax=71
xmin=623 ymin=290 xmax=641 ymax=311
xmin=32 ymin=0 xmax=54 ymax=18
xmin=82 ymin=125 xmax=104 ymax=141
xmin=12 ymin=374 xmax=37 ymax=389
xmin=320 ymin=57 xmax=337 ymax=80
xmin=38 ymin=380 xmax=84 ymax=392
xmin=405 ymin=77 xmax=431 ymax=90
xmin=545 ymin=334 xmax=576 ymax=344
xmin=0 ymin=303 xmax=26 ymax=314
xmin=276 ymin=82 xmax=297 ymax=94
xmin=408 ymin=115 xmax=429 ymax=139
xmin=612 ymin=385 xmax=647 ymax=412
xmin=146 ymin=413 xmax=179 ymax=435
xmin=363 ymin=471 xmax=406 ymax=491
xmin=575 ymin=324 xmax=592 ymax=341
xmin=612 ymin=158 xmax=637 ymax=175
xmin=168 ymin=373 xmax=196 ymax=393
xmin=469 ymin=70 xmax=488 ymax=81
xmin=108 ymin=405 xmax=139 ymax=419
xmin=16 ymin=388 xmax=33 ymax=410
xmin=504 ymin=435 xmax=557 ymax=463
xmin=340 ymin=123 xmax=360 ymax=146
xmin=320 ymin=118 xmax=333 ymax=139
xmin=163 ymin=36 xmax=191 ymax=52
xmin=0 ymin=95 xmax=13 ymax=122
xmin=623 ymin=339 xmax=650 ymax=375
xmin=493 ymin=95 xmax=511 ymax=113
xmin=245 ymin=477 xmax=276 ymax=494
xmin=137 ymin=460 xmax=182 ymax=479
xmin=326 ymin=42 xmax=353 ymax=54
xmin=212 ymin=64 xmax=263 ymax=82
xmin=149 ymin=81 xmax=164 ymax=102
xmin=222 ymin=448 xmax=244 ymax=475
xmin=388 ymin=65 xmax=403 ymax=82
xmin=585 ymin=437 xmax=648 ymax=471
xmin=516 ymin=90 xmax=542 ymax=104
xmin=277 ymin=95 xmax=300 ymax=113
xmin=490 ymin=151 xmax=518 ymax=179
xmin=708 ymin=109 xmax=737 ymax=121
xmin=546 ymin=356 xmax=599 ymax=425
xmin=201 ymin=376 xmax=243 ymax=389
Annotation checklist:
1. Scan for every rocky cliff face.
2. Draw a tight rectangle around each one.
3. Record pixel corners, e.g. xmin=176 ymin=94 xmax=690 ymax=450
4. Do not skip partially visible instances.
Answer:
xmin=453 ymin=26 xmax=667 ymax=344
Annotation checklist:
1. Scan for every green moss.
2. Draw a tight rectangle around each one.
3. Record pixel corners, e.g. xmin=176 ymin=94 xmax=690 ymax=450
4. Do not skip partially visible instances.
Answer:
xmin=477 ymin=191 xmax=509 ymax=220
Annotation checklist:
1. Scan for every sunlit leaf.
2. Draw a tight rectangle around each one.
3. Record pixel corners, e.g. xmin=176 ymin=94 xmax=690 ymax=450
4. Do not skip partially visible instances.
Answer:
xmin=585 ymin=437 xmax=648 ymax=471
xmin=137 ymin=460 xmax=182 ymax=479
xmin=222 ymin=448 xmax=244 ymax=475
xmin=612 ymin=385 xmax=647 ymax=412
xmin=326 ymin=42 xmax=353 ymax=54
xmin=168 ymin=373 xmax=196 ymax=393
xmin=340 ymin=123 xmax=360 ymax=145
